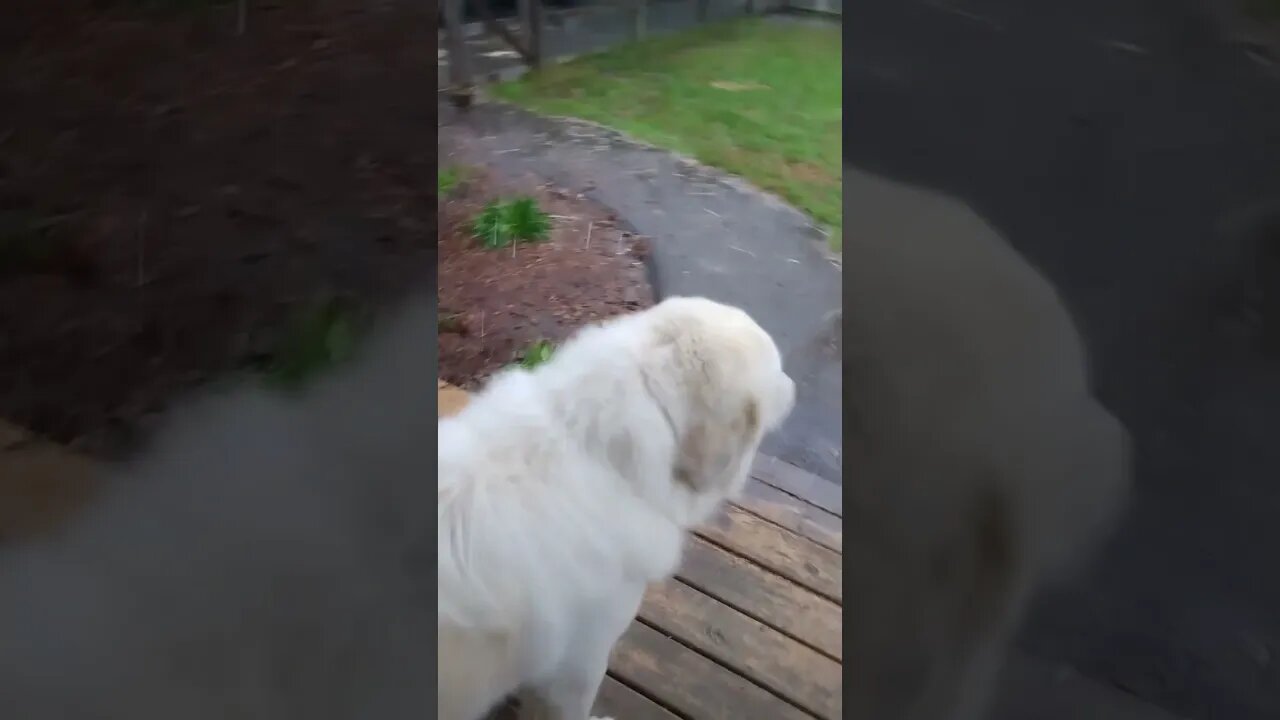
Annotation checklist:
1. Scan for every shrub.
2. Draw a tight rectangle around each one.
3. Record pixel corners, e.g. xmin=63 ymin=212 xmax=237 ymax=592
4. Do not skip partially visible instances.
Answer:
xmin=472 ymin=197 xmax=551 ymax=249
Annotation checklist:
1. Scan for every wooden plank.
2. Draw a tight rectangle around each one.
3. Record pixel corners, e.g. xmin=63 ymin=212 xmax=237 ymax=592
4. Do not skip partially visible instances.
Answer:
xmin=697 ymin=503 xmax=842 ymax=603
xmin=594 ymin=676 xmax=680 ymax=720
xmin=736 ymin=478 xmax=842 ymax=552
xmin=438 ymin=379 xmax=470 ymax=418
xmin=609 ymin=622 xmax=814 ymax=720
xmin=639 ymin=580 xmax=842 ymax=720
xmin=677 ymin=536 xmax=842 ymax=660
xmin=750 ymin=454 xmax=843 ymax=517
xmin=0 ymin=420 xmax=103 ymax=543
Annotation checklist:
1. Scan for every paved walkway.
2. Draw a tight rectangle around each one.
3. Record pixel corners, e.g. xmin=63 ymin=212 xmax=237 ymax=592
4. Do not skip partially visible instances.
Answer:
xmin=440 ymin=100 xmax=843 ymax=483
xmin=848 ymin=1 xmax=1280 ymax=718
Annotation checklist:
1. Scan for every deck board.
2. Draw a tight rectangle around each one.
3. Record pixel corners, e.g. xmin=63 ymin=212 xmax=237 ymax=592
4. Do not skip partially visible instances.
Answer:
xmin=676 ymin=534 xmax=842 ymax=661
xmin=737 ymin=478 xmax=843 ymax=552
xmin=594 ymin=677 xmax=681 ymax=720
xmin=697 ymin=503 xmax=843 ymax=602
xmin=608 ymin=622 xmax=817 ymax=720
xmin=637 ymin=579 xmax=843 ymax=720
xmin=749 ymin=454 xmax=843 ymax=517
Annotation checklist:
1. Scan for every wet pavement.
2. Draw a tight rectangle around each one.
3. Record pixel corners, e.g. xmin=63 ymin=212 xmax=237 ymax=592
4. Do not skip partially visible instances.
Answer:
xmin=847 ymin=1 xmax=1280 ymax=718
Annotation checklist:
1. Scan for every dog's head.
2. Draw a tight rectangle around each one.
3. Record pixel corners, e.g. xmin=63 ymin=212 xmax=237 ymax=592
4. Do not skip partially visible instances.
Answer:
xmin=635 ymin=297 xmax=795 ymax=522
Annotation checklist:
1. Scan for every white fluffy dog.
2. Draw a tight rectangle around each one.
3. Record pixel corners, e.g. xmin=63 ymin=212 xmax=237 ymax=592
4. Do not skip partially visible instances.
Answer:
xmin=437 ymin=297 xmax=796 ymax=720
xmin=0 ymin=301 xmax=445 ymax=719
xmin=843 ymin=167 xmax=1133 ymax=720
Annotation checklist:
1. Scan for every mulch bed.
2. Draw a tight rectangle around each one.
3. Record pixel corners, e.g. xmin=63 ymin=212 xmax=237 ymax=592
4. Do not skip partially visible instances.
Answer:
xmin=0 ymin=0 xmax=436 ymax=459
xmin=437 ymin=163 xmax=654 ymax=388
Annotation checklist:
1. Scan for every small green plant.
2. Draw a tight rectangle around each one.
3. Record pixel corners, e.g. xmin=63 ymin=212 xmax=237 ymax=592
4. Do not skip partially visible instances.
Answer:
xmin=438 ymin=167 xmax=464 ymax=196
xmin=264 ymin=297 xmax=368 ymax=390
xmin=516 ymin=339 xmax=556 ymax=370
xmin=472 ymin=197 xmax=552 ymax=250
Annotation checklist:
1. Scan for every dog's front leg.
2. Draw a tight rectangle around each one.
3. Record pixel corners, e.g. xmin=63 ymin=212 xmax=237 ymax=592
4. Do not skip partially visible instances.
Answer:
xmin=523 ymin=659 xmax=610 ymax=720
xmin=522 ymin=586 xmax=643 ymax=720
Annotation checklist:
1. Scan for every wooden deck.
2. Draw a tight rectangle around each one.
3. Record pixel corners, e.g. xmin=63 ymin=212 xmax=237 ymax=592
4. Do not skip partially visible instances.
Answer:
xmin=592 ymin=454 xmax=843 ymax=720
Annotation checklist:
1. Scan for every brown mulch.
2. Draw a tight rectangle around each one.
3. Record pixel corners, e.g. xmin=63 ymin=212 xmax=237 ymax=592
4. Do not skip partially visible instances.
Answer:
xmin=437 ymin=164 xmax=654 ymax=388
xmin=0 ymin=0 xmax=436 ymax=458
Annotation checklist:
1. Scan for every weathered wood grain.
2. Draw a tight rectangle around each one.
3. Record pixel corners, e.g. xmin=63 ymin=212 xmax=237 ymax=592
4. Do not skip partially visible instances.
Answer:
xmin=639 ymin=579 xmax=843 ymax=720
xmin=697 ymin=503 xmax=843 ymax=603
xmin=749 ymin=454 xmax=843 ymax=517
xmin=594 ymin=676 xmax=681 ymax=720
xmin=736 ymin=478 xmax=843 ymax=552
xmin=677 ymin=535 xmax=842 ymax=660
xmin=609 ymin=621 xmax=815 ymax=720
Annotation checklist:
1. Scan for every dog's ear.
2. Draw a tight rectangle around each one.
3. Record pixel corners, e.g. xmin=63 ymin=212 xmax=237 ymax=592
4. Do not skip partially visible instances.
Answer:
xmin=639 ymin=316 xmax=766 ymax=498
xmin=672 ymin=396 xmax=762 ymax=494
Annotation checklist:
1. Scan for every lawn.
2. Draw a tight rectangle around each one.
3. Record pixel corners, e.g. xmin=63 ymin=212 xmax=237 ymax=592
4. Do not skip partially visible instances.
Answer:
xmin=493 ymin=17 xmax=842 ymax=250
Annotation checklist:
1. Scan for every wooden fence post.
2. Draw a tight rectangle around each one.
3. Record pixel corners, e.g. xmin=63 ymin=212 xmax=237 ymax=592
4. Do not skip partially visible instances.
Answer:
xmin=633 ymin=0 xmax=648 ymax=41
xmin=524 ymin=0 xmax=544 ymax=68
xmin=443 ymin=0 xmax=474 ymax=107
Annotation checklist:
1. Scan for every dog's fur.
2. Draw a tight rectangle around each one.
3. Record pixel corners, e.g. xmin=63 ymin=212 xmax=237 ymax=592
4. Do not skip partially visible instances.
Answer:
xmin=0 ymin=301 xmax=444 ymax=719
xmin=437 ymin=297 xmax=795 ymax=720
xmin=842 ymin=167 xmax=1133 ymax=720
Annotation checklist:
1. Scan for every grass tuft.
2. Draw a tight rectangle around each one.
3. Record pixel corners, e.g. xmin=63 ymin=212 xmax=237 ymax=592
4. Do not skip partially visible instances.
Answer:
xmin=438 ymin=166 xmax=467 ymax=196
xmin=472 ymin=196 xmax=552 ymax=249
xmin=515 ymin=339 xmax=556 ymax=370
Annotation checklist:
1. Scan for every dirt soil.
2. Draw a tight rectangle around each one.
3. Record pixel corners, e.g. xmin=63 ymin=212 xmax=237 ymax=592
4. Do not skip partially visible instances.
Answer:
xmin=0 ymin=0 xmax=437 ymax=458
xmin=437 ymin=160 xmax=654 ymax=388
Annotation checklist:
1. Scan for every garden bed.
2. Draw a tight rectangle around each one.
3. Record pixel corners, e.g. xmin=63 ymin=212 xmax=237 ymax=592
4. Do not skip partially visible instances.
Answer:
xmin=437 ymin=161 xmax=654 ymax=388
xmin=0 ymin=0 xmax=436 ymax=458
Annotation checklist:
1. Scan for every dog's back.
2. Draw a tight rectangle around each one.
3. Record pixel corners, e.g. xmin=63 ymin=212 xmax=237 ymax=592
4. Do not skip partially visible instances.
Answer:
xmin=843 ymin=168 xmax=1131 ymax=719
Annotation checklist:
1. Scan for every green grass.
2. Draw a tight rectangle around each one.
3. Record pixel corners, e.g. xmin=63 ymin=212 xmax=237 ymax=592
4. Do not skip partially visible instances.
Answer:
xmin=493 ymin=17 xmax=842 ymax=251
xmin=515 ymin=339 xmax=556 ymax=370
xmin=472 ymin=197 xmax=552 ymax=249
xmin=438 ymin=166 xmax=466 ymax=196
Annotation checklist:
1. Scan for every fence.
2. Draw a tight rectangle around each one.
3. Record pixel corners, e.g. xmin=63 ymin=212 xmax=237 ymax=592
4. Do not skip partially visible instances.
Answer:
xmin=440 ymin=0 xmax=839 ymax=98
